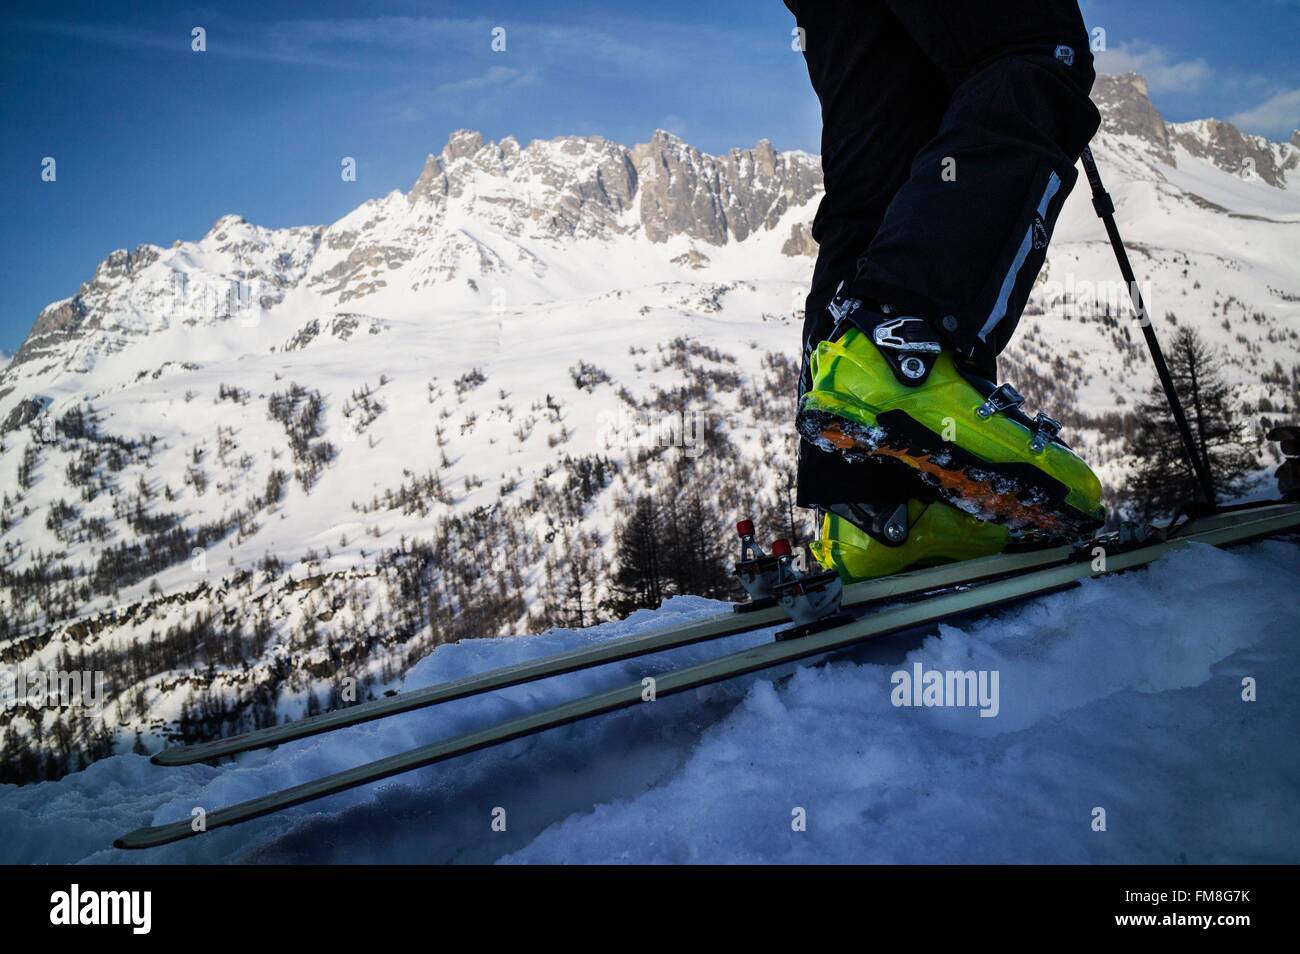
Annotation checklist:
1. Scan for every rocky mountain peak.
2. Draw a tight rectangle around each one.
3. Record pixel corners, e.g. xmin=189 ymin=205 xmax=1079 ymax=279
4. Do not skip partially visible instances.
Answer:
xmin=1092 ymin=72 xmax=1172 ymax=159
xmin=442 ymin=128 xmax=485 ymax=162
xmin=1169 ymin=116 xmax=1293 ymax=187
xmin=408 ymin=152 xmax=448 ymax=205
xmin=1091 ymin=71 xmax=1298 ymax=187
xmin=207 ymin=213 xmax=248 ymax=234
xmin=630 ymin=129 xmax=821 ymax=245
xmin=401 ymin=126 xmax=822 ymax=248
xmin=10 ymin=81 xmax=1299 ymax=382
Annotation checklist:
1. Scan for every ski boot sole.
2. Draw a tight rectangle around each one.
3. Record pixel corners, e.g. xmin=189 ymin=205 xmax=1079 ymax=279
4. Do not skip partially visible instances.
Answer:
xmin=797 ymin=402 xmax=1103 ymax=539
xmin=810 ymin=500 xmax=1011 ymax=583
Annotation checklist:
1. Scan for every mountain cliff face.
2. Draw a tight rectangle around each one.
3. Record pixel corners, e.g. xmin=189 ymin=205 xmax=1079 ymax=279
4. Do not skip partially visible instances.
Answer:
xmin=9 ymin=219 xmax=323 ymax=377
xmin=408 ymin=129 xmax=821 ymax=246
xmin=1 ymin=74 xmax=1297 ymax=784
xmin=1091 ymin=73 xmax=1299 ymax=187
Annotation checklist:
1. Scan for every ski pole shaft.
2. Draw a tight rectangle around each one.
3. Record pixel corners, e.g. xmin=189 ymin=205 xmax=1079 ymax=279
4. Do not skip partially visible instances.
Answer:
xmin=1078 ymin=146 xmax=1216 ymax=506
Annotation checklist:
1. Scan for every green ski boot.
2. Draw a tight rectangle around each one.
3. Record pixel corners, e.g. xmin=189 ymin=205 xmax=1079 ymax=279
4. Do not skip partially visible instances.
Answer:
xmin=797 ymin=296 xmax=1105 ymax=538
xmin=811 ymin=498 xmax=1010 ymax=583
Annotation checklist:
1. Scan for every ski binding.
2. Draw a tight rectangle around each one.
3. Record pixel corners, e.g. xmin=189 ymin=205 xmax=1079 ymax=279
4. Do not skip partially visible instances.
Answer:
xmin=732 ymin=519 xmax=782 ymax=612
xmin=768 ymin=538 xmax=850 ymax=641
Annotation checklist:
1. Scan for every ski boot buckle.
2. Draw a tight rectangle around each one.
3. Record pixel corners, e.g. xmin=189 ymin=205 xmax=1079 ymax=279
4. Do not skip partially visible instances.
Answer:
xmin=976 ymin=383 xmax=1026 ymax=419
xmin=1028 ymin=412 xmax=1063 ymax=454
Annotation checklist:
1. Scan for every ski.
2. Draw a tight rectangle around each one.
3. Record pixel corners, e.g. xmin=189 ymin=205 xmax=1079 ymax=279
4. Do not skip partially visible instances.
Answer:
xmin=153 ymin=529 xmax=1082 ymax=767
xmin=115 ymin=501 xmax=1300 ymax=849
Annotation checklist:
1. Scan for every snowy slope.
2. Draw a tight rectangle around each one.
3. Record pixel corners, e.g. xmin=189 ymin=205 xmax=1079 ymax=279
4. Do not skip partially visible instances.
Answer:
xmin=1 ymin=71 xmax=1299 ymax=788
xmin=1 ymin=537 xmax=1296 ymax=864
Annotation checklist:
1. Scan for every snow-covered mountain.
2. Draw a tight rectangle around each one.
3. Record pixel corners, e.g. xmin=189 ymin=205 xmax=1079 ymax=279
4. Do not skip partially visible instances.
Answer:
xmin=1 ymin=72 xmax=1298 ymax=784
xmin=5 ymin=128 xmax=820 ymax=377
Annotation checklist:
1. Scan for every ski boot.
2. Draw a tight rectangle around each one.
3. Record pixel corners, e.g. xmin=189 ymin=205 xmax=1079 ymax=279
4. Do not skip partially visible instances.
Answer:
xmin=797 ymin=292 xmax=1105 ymax=538
xmin=1270 ymin=425 xmax=1300 ymax=501
xmin=810 ymin=497 xmax=1010 ymax=584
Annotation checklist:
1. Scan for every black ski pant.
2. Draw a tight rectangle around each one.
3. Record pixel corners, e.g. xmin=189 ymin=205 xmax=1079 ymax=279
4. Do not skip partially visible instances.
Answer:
xmin=785 ymin=0 xmax=1100 ymax=509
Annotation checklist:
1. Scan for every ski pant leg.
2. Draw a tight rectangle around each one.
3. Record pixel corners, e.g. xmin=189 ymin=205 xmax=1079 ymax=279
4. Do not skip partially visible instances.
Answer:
xmin=784 ymin=0 xmax=950 ymax=509
xmin=851 ymin=0 xmax=1100 ymax=366
xmin=786 ymin=0 xmax=1099 ymax=509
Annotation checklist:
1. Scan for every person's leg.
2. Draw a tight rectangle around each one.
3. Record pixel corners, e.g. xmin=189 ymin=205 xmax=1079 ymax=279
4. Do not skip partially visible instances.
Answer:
xmin=793 ymin=0 xmax=1107 ymax=540
xmin=852 ymin=0 xmax=1100 ymax=370
xmin=784 ymin=0 xmax=949 ymax=509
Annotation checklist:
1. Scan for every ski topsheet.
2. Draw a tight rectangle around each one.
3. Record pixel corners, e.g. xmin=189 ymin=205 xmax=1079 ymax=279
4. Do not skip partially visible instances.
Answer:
xmin=153 ymin=541 xmax=1080 ymax=766
xmin=115 ymin=502 xmax=1300 ymax=849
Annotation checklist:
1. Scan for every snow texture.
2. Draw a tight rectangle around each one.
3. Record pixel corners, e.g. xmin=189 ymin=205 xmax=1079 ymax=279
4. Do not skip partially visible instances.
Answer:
xmin=3 ymin=91 xmax=1299 ymax=772
xmin=1 ymin=538 xmax=1297 ymax=864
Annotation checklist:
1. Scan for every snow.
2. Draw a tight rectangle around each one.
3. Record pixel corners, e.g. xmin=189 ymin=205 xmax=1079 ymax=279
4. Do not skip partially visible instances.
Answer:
xmin=2 ymin=121 xmax=1295 ymax=643
xmin=2 ymin=111 xmax=1300 ymax=863
xmin=1 ymin=537 xmax=1297 ymax=864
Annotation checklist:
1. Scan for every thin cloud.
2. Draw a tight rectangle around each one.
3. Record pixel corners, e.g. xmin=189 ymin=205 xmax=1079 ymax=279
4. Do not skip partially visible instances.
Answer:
xmin=17 ymin=15 xmax=501 ymax=68
xmin=432 ymin=66 xmax=538 ymax=97
xmin=18 ymin=12 xmax=740 ymax=76
xmin=1229 ymin=88 xmax=1300 ymax=137
xmin=254 ymin=16 xmax=486 ymax=62
xmin=17 ymin=17 xmax=365 ymax=68
xmin=1095 ymin=41 xmax=1212 ymax=93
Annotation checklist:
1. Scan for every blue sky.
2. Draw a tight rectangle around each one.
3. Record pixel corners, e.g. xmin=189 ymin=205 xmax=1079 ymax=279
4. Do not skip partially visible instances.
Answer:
xmin=2 ymin=0 xmax=1298 ymax=353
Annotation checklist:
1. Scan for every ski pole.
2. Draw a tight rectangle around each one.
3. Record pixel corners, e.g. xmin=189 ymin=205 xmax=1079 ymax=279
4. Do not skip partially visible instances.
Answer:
xmin=1078 ymin=145 xmax=1217 ymax=507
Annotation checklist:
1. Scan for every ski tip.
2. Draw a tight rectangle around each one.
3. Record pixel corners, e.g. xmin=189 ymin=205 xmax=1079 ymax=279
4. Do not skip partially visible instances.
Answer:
xmin=151 ymin=747 xmax=200 ymax=767
xmin=114 ymin=822 xmax=190 ymax=850
xmin=113 ymin=830 xmax=150 ymax=850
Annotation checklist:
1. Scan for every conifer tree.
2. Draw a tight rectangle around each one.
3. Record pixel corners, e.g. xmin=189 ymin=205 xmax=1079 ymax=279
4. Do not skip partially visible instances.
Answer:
xmin=1126 ymin=326 xmax=1257 ymax=518
xmin=605 ymin=495 xmax=664 ymax=615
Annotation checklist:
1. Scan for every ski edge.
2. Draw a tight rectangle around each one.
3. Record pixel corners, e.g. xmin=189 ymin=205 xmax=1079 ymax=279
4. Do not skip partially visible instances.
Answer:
xmin=150 ymin=539 xmax=1082 ymax=766
xmin=149 ymin=503 xmax=1297 ymax=767
xmin=115 ymin=503 xmax=1300 ymax=850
